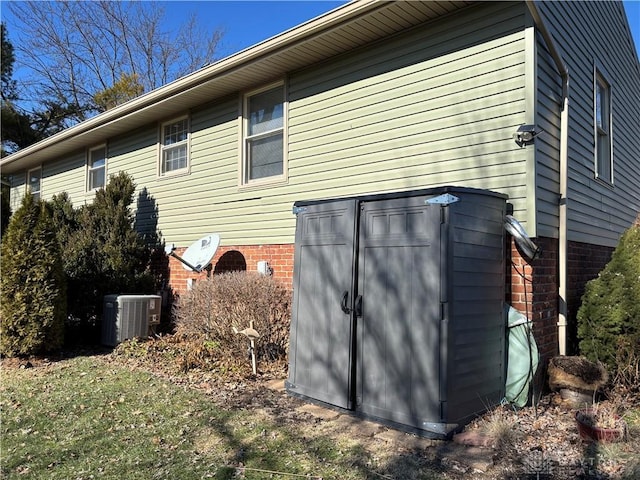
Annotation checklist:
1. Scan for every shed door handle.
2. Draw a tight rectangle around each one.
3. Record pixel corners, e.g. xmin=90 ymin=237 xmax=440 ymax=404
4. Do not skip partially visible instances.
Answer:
xmin=354 ymin=295 xmax=363 ymax=317
xmin=340 ymin=291 xmax=350 ymax=314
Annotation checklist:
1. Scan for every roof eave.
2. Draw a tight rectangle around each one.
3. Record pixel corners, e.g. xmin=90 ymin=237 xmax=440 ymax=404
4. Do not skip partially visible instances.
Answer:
xmin=1 ymin=0 xmax=475 ymax=174
xmin=1 ymin=0 xmax=386 ymax=173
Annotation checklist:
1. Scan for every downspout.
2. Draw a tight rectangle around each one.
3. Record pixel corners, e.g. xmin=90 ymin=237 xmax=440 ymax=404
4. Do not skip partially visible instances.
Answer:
xmin=525 ymin=1 xmax=570 ymax=355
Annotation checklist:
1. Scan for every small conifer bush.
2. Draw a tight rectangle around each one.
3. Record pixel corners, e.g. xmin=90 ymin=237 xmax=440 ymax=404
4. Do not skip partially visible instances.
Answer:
xmin=577 ymin=214 xmax=640 ymax=374
xmin=1 ymin=194 xmax=66 ymax=356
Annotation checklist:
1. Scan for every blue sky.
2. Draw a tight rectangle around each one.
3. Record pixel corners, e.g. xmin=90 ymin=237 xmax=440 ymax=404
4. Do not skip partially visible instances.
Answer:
xmin=2 ymin=1 xmax=639 ymax=77
xmin=163 ymin=1 xmax=348 ymax=58
xmin=624 ymin=1 xmax=640 ymax=48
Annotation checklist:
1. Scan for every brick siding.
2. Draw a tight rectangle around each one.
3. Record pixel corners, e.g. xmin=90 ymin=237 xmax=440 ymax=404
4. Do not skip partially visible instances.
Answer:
xmin=565 ymin=240 xmax=614 ymax=354
xmin=506 ymin=237 xmax=613 ymax=360
xmin=507 ymin=237 xmax=559 ymax=362
xmin=167 ymin=244 xmax=295 ymax=297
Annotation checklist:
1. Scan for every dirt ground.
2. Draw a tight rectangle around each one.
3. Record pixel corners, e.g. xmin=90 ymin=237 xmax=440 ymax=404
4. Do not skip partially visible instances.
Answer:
xmin=5 ymin=347 xmax=639 ymax=479
xmin=106 ymin=344 xmax=640 ymax=480
xmin=193 ymin=377 xmax=638 ymax=479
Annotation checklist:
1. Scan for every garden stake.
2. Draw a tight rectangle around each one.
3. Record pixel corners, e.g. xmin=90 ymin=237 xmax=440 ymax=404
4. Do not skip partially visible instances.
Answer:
xmin=233 ymin=320 xmax=260 ymax=375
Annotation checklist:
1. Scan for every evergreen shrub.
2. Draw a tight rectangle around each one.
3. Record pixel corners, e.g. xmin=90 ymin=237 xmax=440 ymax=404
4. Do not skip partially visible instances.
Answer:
xmin=0 ymin=194 xmax=66 ymax=356
xmin=49 ymin=172 xmax=156 ymax=343
xmin=577 ymin=214 xmax=640 ymax=375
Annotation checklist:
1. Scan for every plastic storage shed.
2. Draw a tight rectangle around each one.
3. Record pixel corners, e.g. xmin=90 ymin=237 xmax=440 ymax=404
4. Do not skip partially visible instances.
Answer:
xmin=286 ymin=186 xmax=507 ymax=438
xmin=102 ymin=294 xmax=162 ymax=347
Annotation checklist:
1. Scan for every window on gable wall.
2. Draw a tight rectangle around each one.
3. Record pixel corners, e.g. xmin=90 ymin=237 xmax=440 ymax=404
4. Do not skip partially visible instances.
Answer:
xmin=27 ymin=167 xmax=41 ymax=201
xmin=88 ymin=145 xmax=106 ymax=191
xmin=242 ymin=83 xmax=286 ymax=184
xmin=594 ymin=70 xmax=613 ymax=184
xmin=160 ymin=117 xmax=189 ymax=175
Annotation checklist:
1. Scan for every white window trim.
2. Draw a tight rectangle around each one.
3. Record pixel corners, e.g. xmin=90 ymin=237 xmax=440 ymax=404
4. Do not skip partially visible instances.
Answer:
xmin=158 ymin=115 xmax=191 ymax=177
xmin=26 ymin=166 xmax=42 ymax=200
xmin=86 ymin=144 xmax=107 ymax=192
xmin=239 ymin=81 xmax=288 ymax=188
xmin=593 ymin=65 xmax=614 ymax=185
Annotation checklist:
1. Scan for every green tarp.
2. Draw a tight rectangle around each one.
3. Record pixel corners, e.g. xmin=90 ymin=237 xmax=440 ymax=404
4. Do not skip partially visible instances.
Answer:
xmin=505 ymin=304 xmax=539 ymax=408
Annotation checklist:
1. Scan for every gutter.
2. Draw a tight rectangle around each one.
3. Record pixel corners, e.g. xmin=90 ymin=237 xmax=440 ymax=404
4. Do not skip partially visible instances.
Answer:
xmin=525 ymin=1 xmax=570 ymax=355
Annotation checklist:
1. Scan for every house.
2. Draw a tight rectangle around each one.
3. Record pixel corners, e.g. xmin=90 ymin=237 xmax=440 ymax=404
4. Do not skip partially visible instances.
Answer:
xmin=2 ymin=0 xmax=639 ymax=364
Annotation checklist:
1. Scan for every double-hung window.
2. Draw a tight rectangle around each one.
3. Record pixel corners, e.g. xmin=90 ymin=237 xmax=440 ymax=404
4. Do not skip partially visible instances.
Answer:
xmin=594 ymin=70 xmax=613 ymax=183
xmin=87 ymin=145 xmax=106 ymax=191
xmin=242 ymin=83 xmax=285 ymax=184
xmin=27 ymin=167 xmax=41 ymax=201
xmin=160 ymin=117 xmax=189 ymax=175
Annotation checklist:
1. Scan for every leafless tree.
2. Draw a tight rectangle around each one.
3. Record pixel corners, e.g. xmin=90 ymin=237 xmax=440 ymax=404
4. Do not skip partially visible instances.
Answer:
xmin=7 ymin=1 xmax=223 ymax=124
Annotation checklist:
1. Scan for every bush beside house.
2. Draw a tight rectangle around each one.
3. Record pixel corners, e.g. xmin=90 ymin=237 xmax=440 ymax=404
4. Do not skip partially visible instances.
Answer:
xmin=175 ymin=271 xmax=291 ymax=369
xmin=0 ymin=194 xmax=66 ymax=356
xmin=49 ymin=172 xmax=158 ymax=344
xmin=577 ymin=214 xmax=640 ymax=375
xmin=1 ymin=172 xmax=160 ymax=355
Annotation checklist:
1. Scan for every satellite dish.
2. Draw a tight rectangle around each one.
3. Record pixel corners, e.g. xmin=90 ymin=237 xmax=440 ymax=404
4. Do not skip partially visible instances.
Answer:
xmin=504 ymin=215 xmax=541 ymax=261
xmin=166 ymin=233 xmax=220 ymax=272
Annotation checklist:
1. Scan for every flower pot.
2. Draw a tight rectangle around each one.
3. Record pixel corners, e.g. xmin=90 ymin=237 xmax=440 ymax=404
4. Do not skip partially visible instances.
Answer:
xmin=560 ymin=388 xmax=594 ymax=408
xmin=575 ymin=409 xmax=626 ymax=442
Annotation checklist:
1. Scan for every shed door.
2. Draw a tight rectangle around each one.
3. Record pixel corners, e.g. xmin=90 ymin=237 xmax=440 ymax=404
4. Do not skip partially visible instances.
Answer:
xmin=287 ymin=200 xmax=357 ymax=409
xmin=356 ymin=197 xmax=442 ymax=427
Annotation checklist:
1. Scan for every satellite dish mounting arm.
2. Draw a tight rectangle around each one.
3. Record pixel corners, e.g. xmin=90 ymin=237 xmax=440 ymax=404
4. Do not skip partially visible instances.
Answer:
xmin=167 ymin=250 xmax=204 ymax=272
xmin=165 ymin=234 xmax=220 ymax=275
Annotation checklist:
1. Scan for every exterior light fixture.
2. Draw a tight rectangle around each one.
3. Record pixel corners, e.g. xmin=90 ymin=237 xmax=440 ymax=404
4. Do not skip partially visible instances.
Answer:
xmin=513 ymin=125 xmax=542 ymax=147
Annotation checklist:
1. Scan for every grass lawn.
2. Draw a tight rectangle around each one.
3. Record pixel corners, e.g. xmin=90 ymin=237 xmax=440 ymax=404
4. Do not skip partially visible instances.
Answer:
xmin=3 ymin=350 xmax=639 ymax=480
xmin=0 ymin=354 xmax=442 ymax=480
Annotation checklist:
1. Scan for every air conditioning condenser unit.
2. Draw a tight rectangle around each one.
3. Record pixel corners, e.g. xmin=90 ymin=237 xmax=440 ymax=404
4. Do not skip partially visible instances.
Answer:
xmin=101 ymin=294 xmax=162 ymax=347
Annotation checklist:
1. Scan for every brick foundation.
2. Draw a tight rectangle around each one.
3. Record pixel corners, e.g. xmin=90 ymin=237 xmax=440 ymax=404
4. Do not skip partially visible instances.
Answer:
xmin=506 ymin=237 xmax=614 ymax=360
xmin=161 ymin=237 xmax=613 ymax=360
xmin=507 ymin=237 xmax=559 ymax=362
xmin=566 ymin=240 xmax=614 ymax=354
xmin=167 ymin=244 xmax=295 ymax=297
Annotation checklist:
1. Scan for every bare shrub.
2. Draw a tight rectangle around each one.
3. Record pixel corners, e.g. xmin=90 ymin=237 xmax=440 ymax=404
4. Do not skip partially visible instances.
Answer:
xmin=175 ymin=272 xmax=291 ymax=365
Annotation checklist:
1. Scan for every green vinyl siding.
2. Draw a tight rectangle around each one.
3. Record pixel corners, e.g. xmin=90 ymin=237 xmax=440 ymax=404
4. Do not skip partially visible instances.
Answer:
xmin=534 ymin=24 xmax=563 ymax=238
xmin=8 ymin=176 xmax=25 ymax=212
xmin=108 ymin=126 xmax=158 ymax=184
xmin=73 ymin=1 xmax=530 ymax=248
xmin=144 ymin=99 xmax=241 ymax=243
xmin=288 ymin=1 xmax=529 ymax=228
xmin=9 ymin=152 xmax=85 ymax=211
xmin=5 ymin=2 xmax=639 ymax=252
xmin=6 ymin=2 xmax=533 ymax=249
xmin=536 ymin=0 xmax=640 ymax=247
xmin=43 ymin=152 xmax=86 ymax=201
